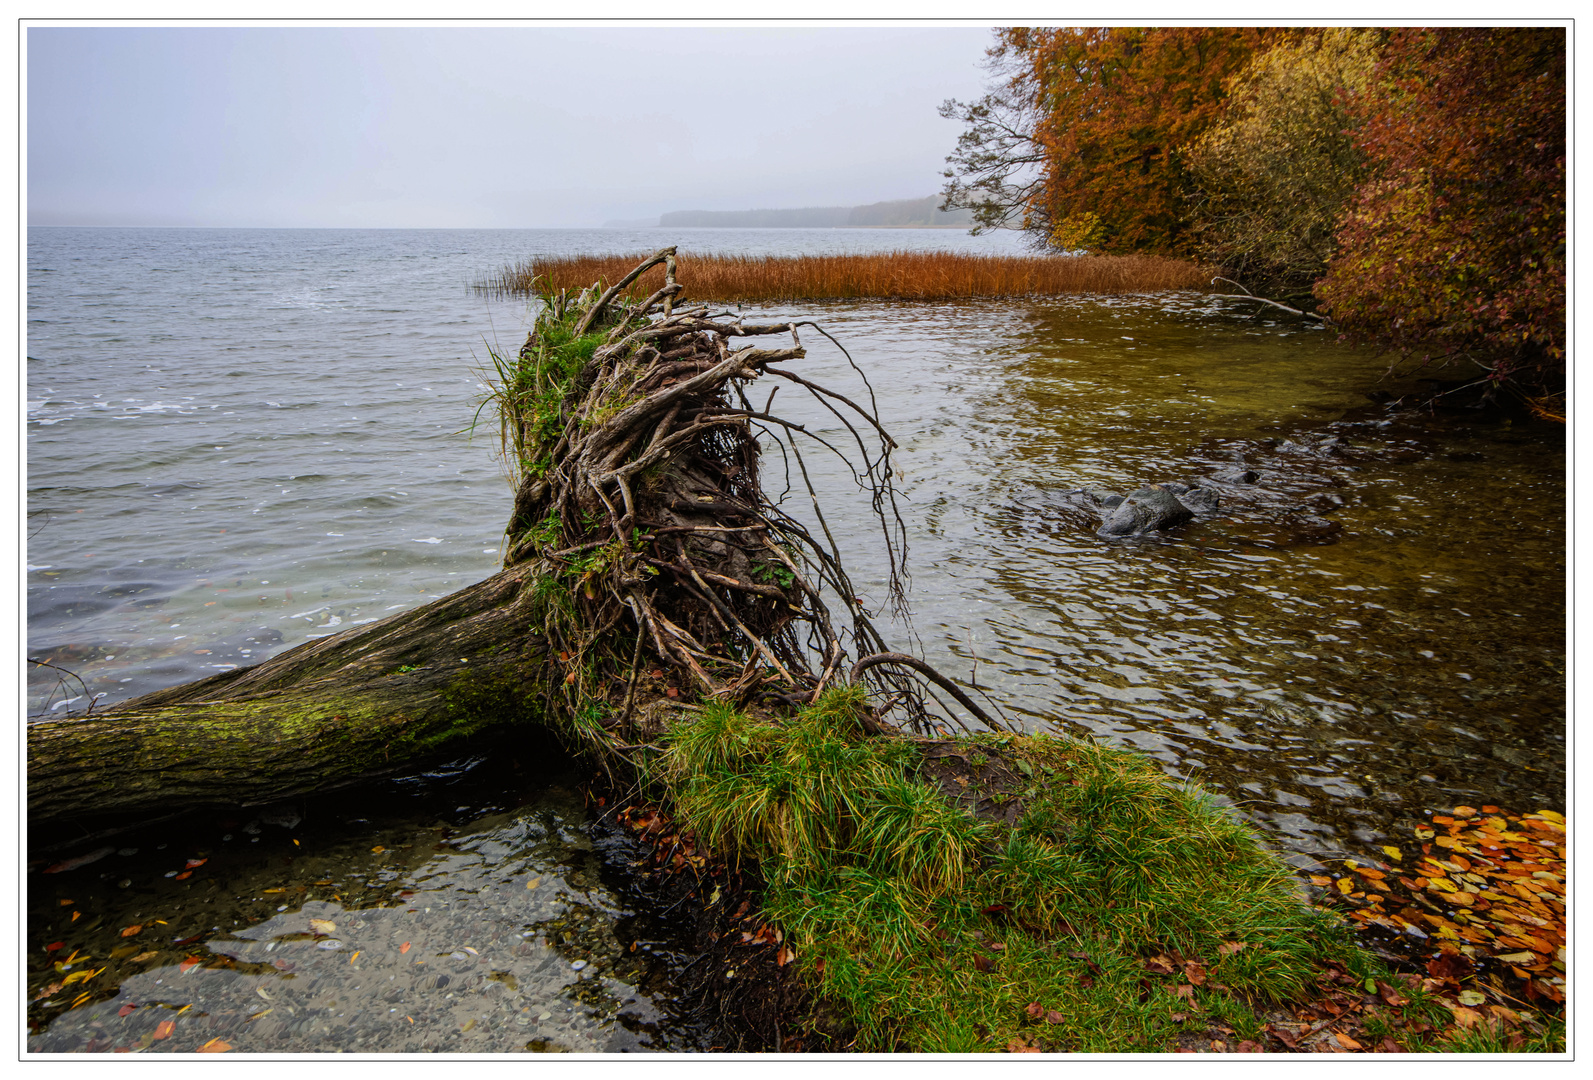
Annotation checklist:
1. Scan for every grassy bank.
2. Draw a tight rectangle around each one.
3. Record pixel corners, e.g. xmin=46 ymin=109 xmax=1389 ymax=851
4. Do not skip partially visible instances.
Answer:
xmin=636 ymin=687 xmax=1561 ymax=1053
xmin=475 ymin=251 xmax=1210 ymax=302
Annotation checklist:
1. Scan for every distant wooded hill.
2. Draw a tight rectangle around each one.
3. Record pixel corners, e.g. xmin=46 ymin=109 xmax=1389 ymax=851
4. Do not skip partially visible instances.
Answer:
xmin=605 ymin=196 xmax=973 ymax=229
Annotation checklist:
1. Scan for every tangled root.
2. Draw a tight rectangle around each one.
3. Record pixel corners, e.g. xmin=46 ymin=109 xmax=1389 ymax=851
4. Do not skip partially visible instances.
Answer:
xmin=486 ymin=247 xmax=1008 ymax=748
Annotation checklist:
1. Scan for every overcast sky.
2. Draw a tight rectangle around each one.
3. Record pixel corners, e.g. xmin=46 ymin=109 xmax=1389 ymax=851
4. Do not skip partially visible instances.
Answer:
xmin=26 ymin=26 xmax=998 ymax=228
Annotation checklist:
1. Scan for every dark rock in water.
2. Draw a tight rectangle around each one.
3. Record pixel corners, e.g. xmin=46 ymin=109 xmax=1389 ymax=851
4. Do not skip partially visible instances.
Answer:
xmin=1210 ymin=468 xmax=1260 ymax=484
xmin=1046 ymin=481 xmax=1220 ymax=539
xmin=1097 ymin=487 xmax=1194 ymax=538
xmin=1177 ymin=486 xmax=1220 ymax=514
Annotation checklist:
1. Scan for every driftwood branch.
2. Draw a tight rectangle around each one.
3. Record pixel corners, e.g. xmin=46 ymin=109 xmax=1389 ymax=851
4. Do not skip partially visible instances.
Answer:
xmin=1211 ymin=277 xmax=1326 ymax=321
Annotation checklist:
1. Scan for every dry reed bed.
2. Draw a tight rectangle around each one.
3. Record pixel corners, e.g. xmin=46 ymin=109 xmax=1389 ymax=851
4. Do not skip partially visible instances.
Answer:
xmin=477 ymin=251 xmax=1212 ymax=302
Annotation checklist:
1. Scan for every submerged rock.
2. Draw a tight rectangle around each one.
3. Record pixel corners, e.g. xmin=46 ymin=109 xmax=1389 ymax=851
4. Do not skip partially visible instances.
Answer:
xmin=1097 ymin=486 xmax=1196 ymax=538
xmin=1176 ymin=486 xmax=1220 ymax=514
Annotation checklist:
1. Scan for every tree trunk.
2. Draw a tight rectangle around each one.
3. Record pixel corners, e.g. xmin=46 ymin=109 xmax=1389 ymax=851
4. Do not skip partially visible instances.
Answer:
xmin=28 ymin=562 xmax=548 ymax=826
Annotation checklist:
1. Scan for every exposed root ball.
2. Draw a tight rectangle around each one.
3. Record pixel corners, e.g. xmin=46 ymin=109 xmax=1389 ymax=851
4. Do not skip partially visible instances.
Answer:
xmin=485 ymin=248 xmax=1008 ymax=746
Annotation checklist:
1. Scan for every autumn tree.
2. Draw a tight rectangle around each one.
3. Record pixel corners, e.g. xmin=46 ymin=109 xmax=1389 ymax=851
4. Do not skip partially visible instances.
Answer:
xmin=937 ymin=28 xmax=1056 ymax=236
xmin=1183 ymin=28 xmax=1383 ymax=300
xmin=1314 ymin=27 xmax=1566 ymax=396
xmin=941 ymin=27 xmax=1282 ymax=254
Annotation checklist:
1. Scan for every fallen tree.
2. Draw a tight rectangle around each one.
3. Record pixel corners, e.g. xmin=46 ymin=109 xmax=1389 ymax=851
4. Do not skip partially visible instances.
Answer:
xmin=28 ymin=247 xmax=1004 ymax=830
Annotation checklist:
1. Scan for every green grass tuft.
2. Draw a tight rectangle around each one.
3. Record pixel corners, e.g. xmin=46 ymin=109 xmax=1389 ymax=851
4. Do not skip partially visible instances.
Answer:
xmin=659 ymin=689 xmax=1386 ymax=1052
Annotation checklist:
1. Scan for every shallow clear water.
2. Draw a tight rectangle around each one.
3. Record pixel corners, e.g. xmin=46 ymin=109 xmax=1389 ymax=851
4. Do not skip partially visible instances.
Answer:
xmin=744 ymin=295 xmax=1564 ymax=860
xmin=28 ymin=227 xmax=1565 ymax=1048
xmin=27 ymin=752 xmax=714 ymax=1053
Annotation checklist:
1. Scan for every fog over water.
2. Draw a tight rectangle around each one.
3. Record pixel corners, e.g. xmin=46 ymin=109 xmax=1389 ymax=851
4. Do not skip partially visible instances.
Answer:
xmin=27 ymin=25 xmax=996 ymax=228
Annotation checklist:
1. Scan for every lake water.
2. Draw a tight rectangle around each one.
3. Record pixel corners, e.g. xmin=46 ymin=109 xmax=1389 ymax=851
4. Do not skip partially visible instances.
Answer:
xmin=26 ymin=226 xmax=1027 ymax=707
xmin=26 ymin=226 xmax=1564 ymax=1051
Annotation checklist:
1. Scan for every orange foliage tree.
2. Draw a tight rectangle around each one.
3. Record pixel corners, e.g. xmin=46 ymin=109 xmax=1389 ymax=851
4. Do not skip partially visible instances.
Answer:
xmin=943 ymin=28 xmax=1284 ymax=254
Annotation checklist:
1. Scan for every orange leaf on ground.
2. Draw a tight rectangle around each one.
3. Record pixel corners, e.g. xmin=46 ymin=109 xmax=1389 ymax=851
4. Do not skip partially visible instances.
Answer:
xmin=178 ymin=957 xmax=201 ymax=974
xmin=1006 ymin=1038 xmax=1041 ymax=1053
xmin=185 ymin=859 xmax=207 ymax=869
xmin=153 ymin=1020 xmax=175 ymax=1040
xmin=120 ymin=925 xmax=142 ymax=938
xmin=198 ymin=1038 xmax=232 ymax=1053
xmin=1335 ymin=1032 xmax=1362 ymax=1050
xmin=400 ymin=942 xmax=411 ymax=954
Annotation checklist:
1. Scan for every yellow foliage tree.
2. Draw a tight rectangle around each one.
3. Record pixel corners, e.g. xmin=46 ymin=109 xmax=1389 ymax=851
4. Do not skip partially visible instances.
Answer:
xmin=1184 ymin=29 xmax=1382 ymax=297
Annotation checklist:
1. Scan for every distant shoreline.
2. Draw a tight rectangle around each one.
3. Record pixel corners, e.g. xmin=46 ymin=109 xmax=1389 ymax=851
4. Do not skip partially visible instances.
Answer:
xmin=600 ymin=224 xmax=974 ymax=231
xmin=606 ymin=194 xmax=974 ymax=231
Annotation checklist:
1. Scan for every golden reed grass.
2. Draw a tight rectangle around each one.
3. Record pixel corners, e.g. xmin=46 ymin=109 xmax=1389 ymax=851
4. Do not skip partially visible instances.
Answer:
xmin=476 ymin=251 xmax=1211 ymax=302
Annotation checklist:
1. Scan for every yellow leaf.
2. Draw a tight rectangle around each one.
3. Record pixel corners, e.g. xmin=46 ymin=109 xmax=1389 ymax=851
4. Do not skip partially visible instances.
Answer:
xmin=309 ymin=919 xmax=336 ymax=934
xmin=526 ymin=878 xmax=541 ymax=890
xmin=1336 ymin=878 xmax=1353 ymax=895
xmin=1381 ymin=846 xmax=1403 ymax=861
xmin=371 ymin=846 xmax=386 ymax=854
